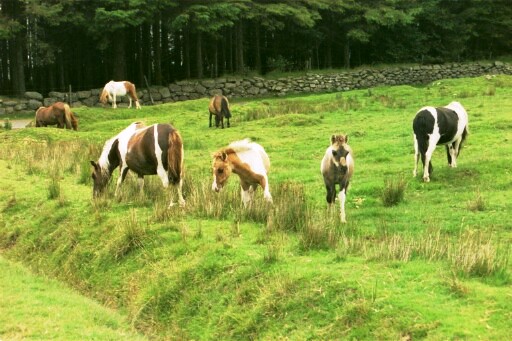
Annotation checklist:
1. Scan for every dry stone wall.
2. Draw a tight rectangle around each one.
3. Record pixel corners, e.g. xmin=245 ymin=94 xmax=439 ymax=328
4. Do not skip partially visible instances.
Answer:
xmin=1 ymin=61 xmax=510 ymax=115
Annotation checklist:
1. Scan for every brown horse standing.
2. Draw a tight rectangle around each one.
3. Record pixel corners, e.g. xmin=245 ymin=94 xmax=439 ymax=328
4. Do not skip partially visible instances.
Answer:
xmin=209 ymin=95 xmax=231 ymax=128
xmin=35 ymin=102 xmax=77 ymax=130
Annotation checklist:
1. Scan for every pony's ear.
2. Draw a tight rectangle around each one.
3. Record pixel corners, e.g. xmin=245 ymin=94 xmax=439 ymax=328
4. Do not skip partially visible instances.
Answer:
xmin=345 ymin=135 xmax=349 ymax=143
xmin=221 ymin=152 xmax=228 ymax=161
xmin=331 ymin=135 xmax=336 ymax=144
xmin=90 ymin=161 xmax=98 ymax=169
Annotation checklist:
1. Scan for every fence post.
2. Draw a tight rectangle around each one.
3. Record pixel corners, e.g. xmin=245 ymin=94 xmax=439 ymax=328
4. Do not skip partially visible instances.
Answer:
xmin=144 ymin=75 xmax=154 ymax=105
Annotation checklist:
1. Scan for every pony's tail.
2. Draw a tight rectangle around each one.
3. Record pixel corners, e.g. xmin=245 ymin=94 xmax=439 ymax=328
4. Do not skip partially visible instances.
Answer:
xmin=63 ymin=103 xmax=72 ymax=129
xmin=168 ymin=129 xmax=184 ymax=185
xmin=221 ymin=97 xmax=231 ymax=118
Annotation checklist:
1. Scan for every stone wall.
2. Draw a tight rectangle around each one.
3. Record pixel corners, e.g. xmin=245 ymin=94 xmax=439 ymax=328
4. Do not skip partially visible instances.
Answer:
xmin=1 ymin=61 xmax=510 ymax=115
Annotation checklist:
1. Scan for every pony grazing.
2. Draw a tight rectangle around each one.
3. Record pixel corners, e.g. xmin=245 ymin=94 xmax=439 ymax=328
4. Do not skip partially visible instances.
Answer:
xmin=90 ymin=122 xmax=185 ymax=208
xmin=99 ymin=80 xmax=141 ymax=109
xmin=413 ymin=101 xmax=468 ymax=182
xmin=35 ymin=102 xmax=78 ymax=131
xmin=209 ymin=95 xmax=232 ymax=128
xmin=211 ymin=139 xmax=272 ymax=207
xmin=321 ymin=134 xmax=354 ymax=223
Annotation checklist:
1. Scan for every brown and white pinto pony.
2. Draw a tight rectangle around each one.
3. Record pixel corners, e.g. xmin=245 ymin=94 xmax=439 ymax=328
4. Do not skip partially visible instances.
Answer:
xmin=99 ymin=80 xmax=141 ymax=109
xmin=321 ymin=134 xmax=354 ymax=223
xmin=211 ymin=139 xmax=272 ymax=207
xmin=413 ymin=101 xmax=468 ymax=182
xmin=90 ymin=122 xmax=185 ymax=207
xmin=35 ymin=102 xmax=78 ymax=131
xmin=209 ymin=95 xmax=232 ymax=128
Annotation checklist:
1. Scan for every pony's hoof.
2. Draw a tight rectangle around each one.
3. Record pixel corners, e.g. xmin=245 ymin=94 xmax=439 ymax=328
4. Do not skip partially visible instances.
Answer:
xmin=423 ymin=177 xmax=430 ymax=182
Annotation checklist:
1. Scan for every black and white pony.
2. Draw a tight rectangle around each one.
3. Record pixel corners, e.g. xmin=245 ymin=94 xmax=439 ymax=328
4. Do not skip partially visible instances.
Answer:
xmin=413 ymin=101 xmax=468 ymax=182
xmin=90 ymin=122 xmax=185 ymax=207
xmin=321 ymin=134 xmax=354 ymax=223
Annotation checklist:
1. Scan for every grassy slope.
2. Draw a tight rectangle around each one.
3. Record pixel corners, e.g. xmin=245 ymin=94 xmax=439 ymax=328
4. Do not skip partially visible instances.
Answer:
xmin=0 ymin=75 xmax=511 ymax=339
xmin=0 ymin=256 xmax=146 ymax=340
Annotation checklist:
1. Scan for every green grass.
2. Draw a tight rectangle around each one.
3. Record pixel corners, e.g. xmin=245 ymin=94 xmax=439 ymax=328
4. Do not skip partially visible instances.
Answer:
xmin=0 ymin=256 xmax=145 ymax=340
xmin=0 ymin=75 xmax=511 ymax=339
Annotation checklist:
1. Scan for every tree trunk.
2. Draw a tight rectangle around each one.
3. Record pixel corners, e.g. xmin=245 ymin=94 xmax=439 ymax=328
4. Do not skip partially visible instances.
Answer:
xmin=183 ymin=27 xmax=191 ymax=79
xmin=196 ymin=30 xmax=203 ymax=79
xmin=1 ymin=41 xmax=11 ymax=93
xmin=136 ymin=26 xmax=144 ymax=85
xmin=161 ymin=21 xmax=170 ymax=83
xmin=154 ymin=17 xmax=162 ymax=85
xmin=344 ymin=38 xmax=351 ymax=69
xmin=5 ymin=0 xmax=26 ymax=95
xmin=236 ymin=21 xmax=244 ymax=73
xmin=227 ymin=28 xmax=233 ymax=73
xmin=213 ymin=42 xmax=218 ymax=78
xmin=254 ymin=23 xmax=262 ymax=74
xmin=112 ymin=30 xmax=127 ymax=80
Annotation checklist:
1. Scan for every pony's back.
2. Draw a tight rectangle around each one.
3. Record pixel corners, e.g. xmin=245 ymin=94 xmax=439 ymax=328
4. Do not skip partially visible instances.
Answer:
xmin=229 ymin=139 xmax=270 ymax=174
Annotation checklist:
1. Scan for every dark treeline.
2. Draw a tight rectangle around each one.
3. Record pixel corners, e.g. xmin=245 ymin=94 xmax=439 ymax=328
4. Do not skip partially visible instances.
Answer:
xmin=0 ymin=0 xmax=511 ymax=96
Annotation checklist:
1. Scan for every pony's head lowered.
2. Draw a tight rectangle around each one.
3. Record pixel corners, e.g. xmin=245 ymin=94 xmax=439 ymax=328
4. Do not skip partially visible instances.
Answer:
xmin=211 ymin=150 xmax=233 ymax=192
xmin=90 ymin=138 xmax=120 ymax=197
xmin=99 ymin=89 xmax=109 ymax=104
xmin=329 ymin=134 xmax=351 ymax=168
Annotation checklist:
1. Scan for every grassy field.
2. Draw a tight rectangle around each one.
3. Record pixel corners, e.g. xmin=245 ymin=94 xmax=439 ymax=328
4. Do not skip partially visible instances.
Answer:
xmin=0 ymin=256 xmax=146 ymax=340
xmin=0 ymin=75 xmax=511 ymax=339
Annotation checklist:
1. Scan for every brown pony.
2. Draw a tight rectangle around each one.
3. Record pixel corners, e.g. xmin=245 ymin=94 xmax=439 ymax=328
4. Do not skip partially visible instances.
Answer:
xmin=211 ymin=139 xmax=272 ymax=207
xmin=209 ymin=95 xmax=231 ymax=128
xmin=35 ymin=102 xmax=77 ymax=130
xmin=99 ymin=80 xmax=141 ymax=109
xmin=90 ymin=122 xmax=185 ymax=208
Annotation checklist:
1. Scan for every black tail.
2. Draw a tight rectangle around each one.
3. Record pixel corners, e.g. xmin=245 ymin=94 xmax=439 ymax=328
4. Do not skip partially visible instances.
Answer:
xmin=221 ymin=97 xmax=231 ymax=118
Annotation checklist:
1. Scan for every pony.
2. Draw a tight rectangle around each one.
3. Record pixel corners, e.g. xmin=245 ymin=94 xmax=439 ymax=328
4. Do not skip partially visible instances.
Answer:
xmin=413 ymin=101 xmax=468 ymax=182
xmin=209 ymin=95 xmax=232 ymax=128
xmin=35 ymin=102 xmax=78 ymax=131
xmin=90 ymin=121 xmax=185 ymax=208
xmin=99 ymin=80 xmax=141 ymax=109
xmin=211 ymin=138 xmax=272 ymax=207
xmin=320 ymin=134 xmax=354 ymax=223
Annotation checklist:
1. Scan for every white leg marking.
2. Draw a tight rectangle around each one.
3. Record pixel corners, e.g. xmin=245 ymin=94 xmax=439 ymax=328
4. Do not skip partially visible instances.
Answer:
xmin=423 ymin=134 xmax=439 ymax=182
xmin=135 ymin=100 xmax=141 ymax=109
xmin=262 ymin=175 xmax=273 ymax=203
xmin=113 ymin=93 xmax=117 ymax=109
xmin=241 ymin=187 xmax=252 ymax=208
xmin=338 ymin=188 xmax=347 ymax=223
xmin=138 ymin=177 xmax=144 ymax=195
xmin=128 ymin=97 xmax=132 ymax=109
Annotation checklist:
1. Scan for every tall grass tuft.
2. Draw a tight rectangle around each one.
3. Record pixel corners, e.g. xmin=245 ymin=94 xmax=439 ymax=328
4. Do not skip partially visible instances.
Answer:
xmin=269 ymin=182 xmax=308 ymax=232
xmin=108 ymin=209 xmax=149 ymax=261
xmin=47 ymin=175 xmax=61 ymax=200
xmin=449 ymin=230 xmax=509 ymax=277
xmin=381 ymin=176 xmax=407 ymax=207
xmin=483 ymin=84 xmax=496 ymax=96
xmin=467 ymin=189 xmax=486 ymax=212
